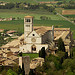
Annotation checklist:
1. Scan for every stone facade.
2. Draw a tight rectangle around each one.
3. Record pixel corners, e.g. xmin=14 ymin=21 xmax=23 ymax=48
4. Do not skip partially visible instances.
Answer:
xmin=20 ymin=44 xmax=48 ymax=53
xmin=20 ymin=16 xmax=54 ymax=53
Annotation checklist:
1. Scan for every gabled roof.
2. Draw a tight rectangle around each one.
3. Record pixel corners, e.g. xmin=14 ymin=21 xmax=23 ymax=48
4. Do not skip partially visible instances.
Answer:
xmin=34 ymin=26 xmax=51 ymax=36
xmin=34 ymin=26 xmax=70 ymax=31
xmin=27 ymin=30 xmax=40 ymax=37
xmin=6 ymin=30 xmax=16 ymax=34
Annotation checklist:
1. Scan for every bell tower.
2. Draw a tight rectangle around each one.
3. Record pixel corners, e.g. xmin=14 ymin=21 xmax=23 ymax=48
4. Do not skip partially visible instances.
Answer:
xmin=24 ymin=16 xmax=33 ymax=42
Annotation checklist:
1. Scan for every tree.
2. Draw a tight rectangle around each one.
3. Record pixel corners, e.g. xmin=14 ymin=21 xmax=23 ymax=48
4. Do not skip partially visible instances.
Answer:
xmin=57 ymin=2 xmax=62 ymax=5
xmin=19 ymin=52 xmax=22 ymax=56
xmin=22 ymin=63 xmax=25 ymax=75
xmin=17 ymin=31 xmax=22 ymax=36
xmin=56 ymin=51 xmax=65 ymax=64
xmin=18 ymin=66 xmax=22 ymax=75
xmin=1 ymin=69 xmax=7 ymax=75
xmin=48 ymin=6 xmax=55 ymax=12
xmin=72 ymin=51 xmax=73 ymax=57
xmin=7 ymin=69 xmax=17 ymax=75
xmin=29 ymin=69 xmax=35 ymax=75
xmin=3 ymin=29 xmax=8 ymax=34
xmin=40 ymin=16 xmax=48 ymax=20
xmin=58 ymin=38 xmax=65 ymax=52
xmin=65 ymin=52 xmax=68 ymax=59
xmin=0 ymin=65 xmax=4 ymax=73
xmin=19 ymin=3 xmax=25 ymax=9
xmin=66 ymin=71 xmax=74 ymax=75
xmin=39 ymin=47 xmax=46 ymax=59
xmin=70 ymin=51 xmax=73 ymax=58
xmin=39 ymin=50 xmax=41 ymax=57
xmin=0 ymin=35 xmax=6 ymax=46
xmin=5 ymin=3 xmax=15 ymax=9
xmin=70 ymin=51 xmax=72 ymax=58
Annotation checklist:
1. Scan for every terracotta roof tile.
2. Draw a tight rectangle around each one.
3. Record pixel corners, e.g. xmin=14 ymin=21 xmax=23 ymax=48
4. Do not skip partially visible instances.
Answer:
xmin=24 ymin=16 xmax=33 ymax=18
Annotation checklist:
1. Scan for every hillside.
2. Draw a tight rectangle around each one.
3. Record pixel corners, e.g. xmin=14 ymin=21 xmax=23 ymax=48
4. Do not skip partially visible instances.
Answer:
xmin=0 ymin=0 xmax=37 ymax=4
xmin=0 ymin=0 xmax=74 ymax=3
xmin=37 ymin=0 xmax=75 ymax=2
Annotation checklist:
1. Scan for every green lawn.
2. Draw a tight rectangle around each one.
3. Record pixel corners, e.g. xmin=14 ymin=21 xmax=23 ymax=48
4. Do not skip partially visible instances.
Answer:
xmin=0 ymin=0 xmax=37 ymax=4
xmin=63 ymin=15 xmax=75 ymax=18
xmin=0 ymin=19 xmax=75 ymax=39
xmin=0 ymin=9 xmax=75 ymax=39
xmin=22 ymin=53 xmax=39 ymax=60
xmin=0 ymin=0 xmax=74 ymax=3
xmin=0 ymin=9 xmax=64 ymax=20
xmin=0 ymin=19 xmax=73 ymax=30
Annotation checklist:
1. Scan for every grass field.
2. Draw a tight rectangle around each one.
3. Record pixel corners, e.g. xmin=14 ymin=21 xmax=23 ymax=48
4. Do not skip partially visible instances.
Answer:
xmin=22 ymin=53 xmax=39 ymax=60
xmin=0 ymin=20 xmax=24 ymax=33
xmin=0 ymin=0 xmax=74 ymax=3
xmin=0 ymin=19 xmax=75 ymax=39
xmin=0 ymin=13 xmax=64 ymax=20
xmin=0 ymin=9 xmax=75 ymax=39
xmin=0 ymin=19 xmax=73 ymax=30
xmin=37 ymin=0 xmax=75 ymax=2
xmin=37 ymin=0 xmax=54 ymax=1
xmin=63 ymin=15 xmax=75 ymax=18
xmin=0 ymin=9 xmax=64 ymax=20
xmin=0 ymin=0 xmax=37 ymax=4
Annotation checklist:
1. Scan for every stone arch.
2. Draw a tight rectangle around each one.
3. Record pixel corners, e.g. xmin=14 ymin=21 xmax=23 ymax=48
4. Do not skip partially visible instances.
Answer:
xmin=31 ymin=44 xmax=36 ymax=52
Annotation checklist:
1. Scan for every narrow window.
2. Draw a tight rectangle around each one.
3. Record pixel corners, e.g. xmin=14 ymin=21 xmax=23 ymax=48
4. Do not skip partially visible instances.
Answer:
xmin=26 ymin=25 xmax=30 ymax=27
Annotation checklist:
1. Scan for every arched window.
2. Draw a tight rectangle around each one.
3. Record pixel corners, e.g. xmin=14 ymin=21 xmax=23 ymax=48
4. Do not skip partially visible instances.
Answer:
xmin=26 ymin=25 xmax=30 ymax=27
xmin=25 ymin=19 xmax=30 ymax=22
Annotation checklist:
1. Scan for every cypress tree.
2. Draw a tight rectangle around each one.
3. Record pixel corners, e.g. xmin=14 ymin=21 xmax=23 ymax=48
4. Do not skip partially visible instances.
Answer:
xmin=72 ymin=51 xmax=73 ymax=57
xmin=70 ymin=51 xmax=72 ymax=58
xmin=58 ymin=38 xmax=65 ymax=52
xmin=22 ymin=63 xmax=25 ymax=75
xmin=60 ymin=57 xmax=63 ymax=64
xmin=19 ymin=52 xmax=22 ymax=56
xmin=65 ymin=52 xmax=68 ymax=59
xmin=18 ymin=66 xmax=22 ymax=75
xmin=39 ymin=50 xmax=41 ymax=57
xmin=39 ymin=47 xmax=46 ymax=59
xmin=29 ymin=69 xmax=35 ymax=75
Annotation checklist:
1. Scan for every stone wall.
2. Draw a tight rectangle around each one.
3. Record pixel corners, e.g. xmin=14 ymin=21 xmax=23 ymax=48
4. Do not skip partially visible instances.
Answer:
xmin=19 ymin=56 xmax=30 ymax=75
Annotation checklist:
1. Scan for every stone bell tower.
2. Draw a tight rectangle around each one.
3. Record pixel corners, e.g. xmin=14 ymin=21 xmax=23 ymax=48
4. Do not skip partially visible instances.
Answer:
xmin=24 ymin=16 xmax=33 ymax=42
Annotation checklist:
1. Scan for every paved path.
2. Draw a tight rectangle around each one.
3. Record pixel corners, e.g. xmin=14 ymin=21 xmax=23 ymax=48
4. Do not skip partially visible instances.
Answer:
xmin=57 ymin=13 xmax=75 ymax=25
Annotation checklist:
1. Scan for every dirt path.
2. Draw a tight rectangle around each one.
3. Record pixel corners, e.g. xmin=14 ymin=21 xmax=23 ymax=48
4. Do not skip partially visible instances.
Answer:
xmin=57 ymin=13 xmax=75 ymax=25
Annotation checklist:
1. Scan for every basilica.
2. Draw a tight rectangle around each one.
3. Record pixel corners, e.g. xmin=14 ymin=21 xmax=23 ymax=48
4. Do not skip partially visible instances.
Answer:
xmin=20 ymin=16 xmax=55 ymax=53
xmin=1 ymin=16 xmax=74 ymax=55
